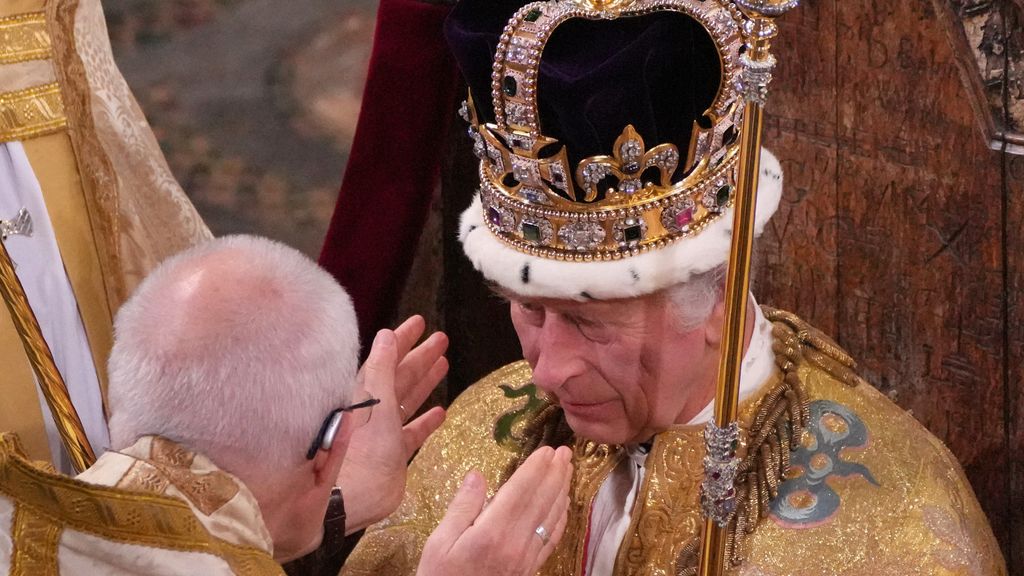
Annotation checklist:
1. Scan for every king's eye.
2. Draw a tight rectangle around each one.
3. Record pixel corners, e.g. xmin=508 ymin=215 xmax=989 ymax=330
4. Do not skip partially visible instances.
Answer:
xmin=570 ymin=316 xmax=610 ymax=344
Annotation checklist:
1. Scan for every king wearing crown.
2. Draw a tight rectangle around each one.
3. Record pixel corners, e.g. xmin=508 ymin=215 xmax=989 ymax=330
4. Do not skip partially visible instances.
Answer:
xmin=342 ymin=0 xmax=1006 ymax=573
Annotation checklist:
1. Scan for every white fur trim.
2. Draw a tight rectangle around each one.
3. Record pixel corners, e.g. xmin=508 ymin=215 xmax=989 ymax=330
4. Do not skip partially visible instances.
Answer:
xmin=459 ymin=148 xmax=783 ymax=299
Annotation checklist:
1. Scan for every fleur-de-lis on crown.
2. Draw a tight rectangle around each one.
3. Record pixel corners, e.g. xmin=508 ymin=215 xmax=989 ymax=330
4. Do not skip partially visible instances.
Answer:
xmin=574 ymin=125 xmax=680 ymax=202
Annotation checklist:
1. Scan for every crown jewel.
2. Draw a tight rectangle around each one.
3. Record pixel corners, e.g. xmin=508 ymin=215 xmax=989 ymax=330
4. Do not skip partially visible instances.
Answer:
xmin=462 ymin=0 xmax=752 ymax=261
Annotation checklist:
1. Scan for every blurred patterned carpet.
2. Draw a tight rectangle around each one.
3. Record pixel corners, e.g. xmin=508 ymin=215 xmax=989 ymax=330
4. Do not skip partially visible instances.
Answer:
xmin=106 ymin=0 xmax=377 ymax=257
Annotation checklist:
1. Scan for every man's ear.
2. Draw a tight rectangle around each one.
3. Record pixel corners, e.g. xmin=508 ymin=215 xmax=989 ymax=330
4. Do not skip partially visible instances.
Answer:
xmin=312 ymin=418 xmax=352 ymax=488
xmin=703 ymin=298 xmax=728 ymax=348
xmin=704 ymin=293 xmax=759 ymax=349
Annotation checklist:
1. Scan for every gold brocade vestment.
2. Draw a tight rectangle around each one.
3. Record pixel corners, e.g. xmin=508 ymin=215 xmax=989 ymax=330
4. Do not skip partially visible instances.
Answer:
xmin=0 ymin=433 xmax=283 ymax=575
xmin=344 ymin=309 xmax=1005 ymax=576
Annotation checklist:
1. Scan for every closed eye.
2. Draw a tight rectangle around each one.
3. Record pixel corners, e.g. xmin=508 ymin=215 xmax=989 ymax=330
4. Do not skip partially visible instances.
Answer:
xmin=568 ymin=315 xmax=610 ymax=344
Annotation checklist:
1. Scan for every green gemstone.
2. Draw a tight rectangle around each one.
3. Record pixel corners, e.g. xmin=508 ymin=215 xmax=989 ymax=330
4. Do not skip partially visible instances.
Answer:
xmin=503 ymin=75 xmax=518 ymax=97
xmin=524 ymin=8 xmax=542 ymax=21
xmin=623 ymin=225 xmax=643 ymax=243
xmin=522 ymin=222 xmax=541 ymax=242
xmin=717 ymin=185 xmax=732 ymax=207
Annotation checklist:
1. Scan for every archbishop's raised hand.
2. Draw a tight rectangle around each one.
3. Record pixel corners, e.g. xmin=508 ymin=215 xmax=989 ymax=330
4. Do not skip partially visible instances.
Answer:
xmin=416 ymin=446 xmax=573 ymax=576
xmin=337 ymin=317 xmax=449 ymax=533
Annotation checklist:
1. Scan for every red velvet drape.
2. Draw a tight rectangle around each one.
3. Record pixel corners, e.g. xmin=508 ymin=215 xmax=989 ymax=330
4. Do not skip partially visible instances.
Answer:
xmin=319 ymin=0 xmax=459 ymax=350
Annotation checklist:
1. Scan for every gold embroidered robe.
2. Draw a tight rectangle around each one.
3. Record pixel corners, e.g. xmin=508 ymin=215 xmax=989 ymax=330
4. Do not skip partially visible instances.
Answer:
xmin=0 ymin=433 xmax=283 ymax=575
xmin=0 ymin=0 xmax=211 ymax=466
xmin=343 ymin=309 xmax=1006 ymax=576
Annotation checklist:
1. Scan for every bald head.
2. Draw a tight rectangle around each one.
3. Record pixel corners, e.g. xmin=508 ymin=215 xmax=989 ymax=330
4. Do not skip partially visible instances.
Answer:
xmin=106 ymin=235 xmax=359 ymax=479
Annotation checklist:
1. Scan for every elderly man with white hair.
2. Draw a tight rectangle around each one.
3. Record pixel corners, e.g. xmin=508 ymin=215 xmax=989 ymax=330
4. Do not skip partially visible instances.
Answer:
xmin=0 ymin=235 xmax=572 ymax=575
xmin=341 ymin=0 xmax=1006 ymax=573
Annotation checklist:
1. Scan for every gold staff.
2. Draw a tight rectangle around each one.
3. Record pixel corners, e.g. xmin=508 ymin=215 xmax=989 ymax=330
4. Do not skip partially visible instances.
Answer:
xmin=697 ymin=1 xmax=797 ymax=574
xmin=0 ymin=212 xmax=96 ymax=473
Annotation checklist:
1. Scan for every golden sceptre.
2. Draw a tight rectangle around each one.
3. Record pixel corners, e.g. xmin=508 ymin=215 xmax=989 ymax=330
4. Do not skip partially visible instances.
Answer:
xmin=0 ymin=216 xmax=96 ymax=473
xmin=697 ymin=1 xmax=796 ymax=574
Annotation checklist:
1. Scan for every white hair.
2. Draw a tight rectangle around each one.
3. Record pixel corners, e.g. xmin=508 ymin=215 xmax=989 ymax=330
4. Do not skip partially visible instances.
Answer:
xmin=106 ymin=235 xmax=360 ymax=479
xmin=666 ymin=264 xmax=728 ymax=332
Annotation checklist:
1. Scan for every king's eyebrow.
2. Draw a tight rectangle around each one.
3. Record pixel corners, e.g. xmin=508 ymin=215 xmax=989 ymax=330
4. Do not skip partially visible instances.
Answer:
xmin=488 ymin=284 xmax=526 ymax=303
xmin=485 ymin=284 xmax=514 ymax=303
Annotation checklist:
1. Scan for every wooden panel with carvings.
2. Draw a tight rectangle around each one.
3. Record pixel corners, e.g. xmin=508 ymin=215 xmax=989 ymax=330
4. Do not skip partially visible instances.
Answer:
xmin=931 ymin=0 xmax=1024 ymax=152
xmin=758 ymin=0 xmax=840 ymax=337
xmin=1006 ymin=152 xmax=1023 ymax=571
xmin=832 ymin=0 xmax=1010 ymax=556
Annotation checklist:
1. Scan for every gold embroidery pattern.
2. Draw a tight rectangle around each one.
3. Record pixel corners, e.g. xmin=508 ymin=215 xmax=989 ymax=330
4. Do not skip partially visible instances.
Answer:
xmin=11 ymin=502 xmax=61 ymax=576
xmin=0 ymin=12 xmax=51 ymax=64
xmin=618 ymin=430 xmax=706 ymax=576
xmin=538 ymin=440 xmax=622 ymax=576
xmin=0 ymin=83 xmax=67 ymax=142
xmin=0 ymin=434 xmax=282 ymax=576
xmin=47 ymin=0 xmax=126 ymax=308
xmin=151 ymin=436 xmax=196 ymax=469
xmin=116 ymin=460 xmax=172 ymax=494
xmin=117 ymin=437 xmax=240 ymax=516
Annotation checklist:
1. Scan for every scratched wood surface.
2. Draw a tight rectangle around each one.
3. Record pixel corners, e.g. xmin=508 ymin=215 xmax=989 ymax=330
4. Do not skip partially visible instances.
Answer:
xmin=762 ymin=0 xmax=1016 ymax=565
xmin=757 ymin=0 xmax=839 ymax=337
xmin=1007 ymin=151 xmax=1022 ymax=570
xmin=426 ymin=0 xmax=1021 ymax=568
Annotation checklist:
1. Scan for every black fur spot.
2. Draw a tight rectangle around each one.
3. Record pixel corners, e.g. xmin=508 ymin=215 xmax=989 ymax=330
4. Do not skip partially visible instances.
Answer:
xmin=521 ymin=264 xmax=530 ymax=284
xmin=580 ymin=291 xmax=594 ymax=300
xmin=629 ymin=268 xmax=640 ymax=282
xmin=468 ymin=225 xmax=478 ymax=233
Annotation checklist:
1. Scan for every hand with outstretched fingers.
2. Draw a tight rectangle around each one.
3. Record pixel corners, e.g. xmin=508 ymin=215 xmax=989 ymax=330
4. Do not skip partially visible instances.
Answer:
xmin=416 ymin=446 xmax=574 ymax=576
xmin=337 ymin=316 xmax=449 ymax=533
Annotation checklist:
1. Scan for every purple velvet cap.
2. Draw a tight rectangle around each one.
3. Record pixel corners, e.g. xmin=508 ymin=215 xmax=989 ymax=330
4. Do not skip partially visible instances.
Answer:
xmin=444 ymin=0 xmax=723 ymax=177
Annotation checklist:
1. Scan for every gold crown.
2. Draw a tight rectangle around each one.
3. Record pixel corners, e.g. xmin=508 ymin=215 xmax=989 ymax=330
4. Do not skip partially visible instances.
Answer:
xmin=462 ymin=0 xmax=750 ymax=261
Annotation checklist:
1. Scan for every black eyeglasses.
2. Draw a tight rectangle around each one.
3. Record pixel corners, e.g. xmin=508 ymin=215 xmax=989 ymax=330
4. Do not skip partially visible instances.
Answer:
xmin=306 ymin=397 xmax=381 ymax=459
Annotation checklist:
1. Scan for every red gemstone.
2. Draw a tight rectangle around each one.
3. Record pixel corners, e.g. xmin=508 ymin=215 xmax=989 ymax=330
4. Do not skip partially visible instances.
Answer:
xmin=675 ymin=207 xmax=694 ymax=228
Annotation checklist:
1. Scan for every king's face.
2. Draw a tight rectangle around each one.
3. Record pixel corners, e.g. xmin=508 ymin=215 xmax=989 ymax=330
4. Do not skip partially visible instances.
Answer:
xmin=508 ymin=291 xmax=722 ymax=445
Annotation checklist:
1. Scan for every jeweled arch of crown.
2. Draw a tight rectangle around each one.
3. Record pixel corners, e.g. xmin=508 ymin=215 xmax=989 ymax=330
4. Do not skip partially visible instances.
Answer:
xmin=460 ymin=0 xmax=762 ymax=262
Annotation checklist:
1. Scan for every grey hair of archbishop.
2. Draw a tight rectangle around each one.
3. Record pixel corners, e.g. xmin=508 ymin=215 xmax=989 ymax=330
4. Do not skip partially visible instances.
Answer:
xmin=105 ymin=235 xmax=360 ymax=481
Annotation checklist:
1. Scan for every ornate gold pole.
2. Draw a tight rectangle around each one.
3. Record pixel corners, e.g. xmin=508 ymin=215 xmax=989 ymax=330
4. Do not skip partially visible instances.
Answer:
xmin=698 ymin=3 xmax=795 ymax=575
xmin=0 ymin=232 xmax=96 ymax=473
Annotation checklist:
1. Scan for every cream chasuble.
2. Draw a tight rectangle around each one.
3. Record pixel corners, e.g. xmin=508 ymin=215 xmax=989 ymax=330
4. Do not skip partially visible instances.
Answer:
xmin=0 ymin=433 xmax=282 ymax=575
